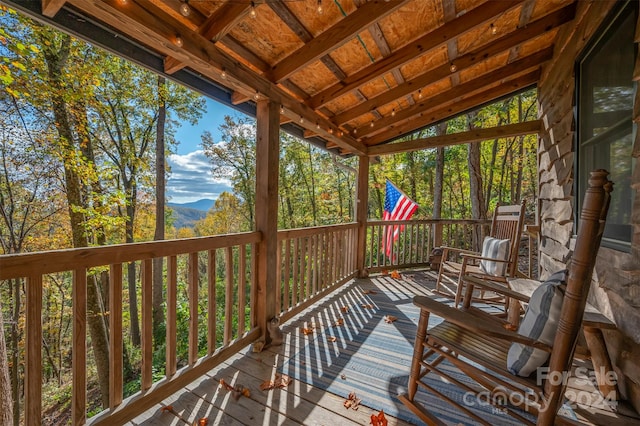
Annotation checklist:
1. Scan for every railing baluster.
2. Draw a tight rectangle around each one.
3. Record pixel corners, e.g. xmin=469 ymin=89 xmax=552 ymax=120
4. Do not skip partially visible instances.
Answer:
xmin=292 ymin=238 xmax=299 ymax=306
xmin=207 ymin=250 xmax=216 ymax=355
xmin=238 ymin=245 xmax=247 ymax=335
xmin=283 ymin=239 xmax=291 ymax=311
xmin=73 ymin=269 xmax=86 ymax=425
xmin=250 ymin=242 xmax=257 ymax=328
xmin=142 ymin=259 xmax=153 ymax=390
xmin=109 ymin=263 xmax=123 ymax=408
xmin=188 ymin=253 xmax=199 ymax=366
xmin=25 ymin=274 xmax=42 ymax=426
xmin=166 ymin=255 xmax=177 ymax=376
xmin=224 ymin=247 xmax=233 ymax=345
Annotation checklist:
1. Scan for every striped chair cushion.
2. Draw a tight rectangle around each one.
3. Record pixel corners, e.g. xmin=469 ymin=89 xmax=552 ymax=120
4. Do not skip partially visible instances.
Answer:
xmin=507 ymin=270 xmax=567 ymax=377
xmin=479 ymin=236 xmax=511 ymax=276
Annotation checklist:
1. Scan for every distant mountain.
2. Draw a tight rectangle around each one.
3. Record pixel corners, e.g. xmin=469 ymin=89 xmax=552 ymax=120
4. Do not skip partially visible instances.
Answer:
xmin=167 ymin=199 xmax=214 ymax=229
xmin=169 ymin=199 xmax=215 ymax=212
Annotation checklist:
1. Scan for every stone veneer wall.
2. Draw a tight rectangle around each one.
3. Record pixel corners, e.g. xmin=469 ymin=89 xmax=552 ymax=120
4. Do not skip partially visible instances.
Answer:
xmin=537 ymin=0 xmax=640 ymax=413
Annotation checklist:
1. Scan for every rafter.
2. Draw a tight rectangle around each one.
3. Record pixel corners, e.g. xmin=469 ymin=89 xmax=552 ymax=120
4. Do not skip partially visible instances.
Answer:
xmin=331 ymin=3 xmax=575 ymax=126
xmin=368 ymin=120 xmax=541 ymax=156
xmin=268 ymin=0 xmax=408 ymax=83
xmin=307 ymin=0 xmax=522 ymax=110
xmin=164 ymin=2 xmax=249 ymax=74
xmin=361 ymin=69 xmax=540 ymax=146
xmin=42 ymin=0 xmax=66 ymax=17
xmin=356 ymin=47 xmax=552 ymax=139
xmin=67 ymin=0 xmax=366 ymax=155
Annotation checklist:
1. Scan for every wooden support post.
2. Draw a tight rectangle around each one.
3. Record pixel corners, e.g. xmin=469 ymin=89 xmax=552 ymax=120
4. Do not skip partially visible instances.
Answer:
xmin=255 ymin=99 xmax=280 ymax=344
xmin=355 ymin=155 xmax=369 ymax=277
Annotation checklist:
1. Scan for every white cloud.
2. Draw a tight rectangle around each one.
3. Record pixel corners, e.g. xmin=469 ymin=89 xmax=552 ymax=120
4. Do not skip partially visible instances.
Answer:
xmin=167 ymin=150 xmax=232 ymax=204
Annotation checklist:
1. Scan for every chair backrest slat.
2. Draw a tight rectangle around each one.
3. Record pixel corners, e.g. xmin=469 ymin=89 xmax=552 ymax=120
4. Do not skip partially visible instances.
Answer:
xmin=489 ymin=201 xmax=526 ymax=277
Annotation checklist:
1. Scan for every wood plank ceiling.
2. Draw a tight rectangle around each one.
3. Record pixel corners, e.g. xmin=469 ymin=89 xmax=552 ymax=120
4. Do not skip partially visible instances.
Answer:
xmin=39 ymin=0 xmax=576 ymax=157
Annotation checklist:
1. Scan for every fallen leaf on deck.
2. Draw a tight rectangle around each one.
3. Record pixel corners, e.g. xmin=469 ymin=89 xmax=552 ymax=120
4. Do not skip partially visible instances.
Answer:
xmin=260 ymin=374 xmax=292 ymax=390
xmin=344 ymin=391 xmax=361 ymax=410
xmin=384 ymin=315 xmax=397 ymax=323
xmin=390 ymin=270 xmax=401 ymax=279
xmin=362 ymin=289 xmax=378 ymax=295
xmin=370 ymin=410 xmax=388 ymax=426
xmin=334 ymin=318 xmax=344 ymax=326
xmin=503 ymin=323 xmax=518 ymax=331
xmin=340 ymin=374 xmax=347 ymax=380
xmin=161 ymin=405 xmax=173 ymax=413
xmin=197 ymin=418 xmax=209 ymax=426
xmin=361 ymin=304 xmax=374 ymax=309
xmin=219 ymin=378 xmax=234 ymax=391
xmin=341 ymin=306 xmax=349 ymax=313
xmin=327 ymin=336 xmax=337 ymax=342
xmin=301 ymin=327 xmax=314 ymax=335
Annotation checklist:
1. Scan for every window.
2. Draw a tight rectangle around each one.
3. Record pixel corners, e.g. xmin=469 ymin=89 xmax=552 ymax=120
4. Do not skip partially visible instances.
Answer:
xmin=576 ymin=0 xmax=637 ymax=251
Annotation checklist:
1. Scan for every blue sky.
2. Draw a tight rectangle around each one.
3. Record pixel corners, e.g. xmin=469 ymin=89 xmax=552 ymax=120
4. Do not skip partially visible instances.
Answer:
xmin=167 ymin=98 xmax=242 ymax=204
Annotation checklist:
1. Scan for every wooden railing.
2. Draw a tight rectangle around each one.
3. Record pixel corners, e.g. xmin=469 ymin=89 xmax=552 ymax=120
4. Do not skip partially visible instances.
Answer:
xmin=277 ymin=223 xmax=358 ymax=322
xmin=0 ymin=232 xmax=261 ymax=425
xmin=0 ymin=219 xmax=535 ymax=424
xmin=365 ymin=219 xmax=491 ymax=272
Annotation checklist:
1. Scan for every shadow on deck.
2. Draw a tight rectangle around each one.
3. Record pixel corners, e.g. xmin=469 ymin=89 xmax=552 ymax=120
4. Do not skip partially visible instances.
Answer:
xmin=129 ymin=270 xmax=634 ymax=426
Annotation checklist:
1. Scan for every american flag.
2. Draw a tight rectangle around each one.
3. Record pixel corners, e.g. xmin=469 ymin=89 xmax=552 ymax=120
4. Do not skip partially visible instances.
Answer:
xmin=382 ymin=180 xmax=419 ymax=258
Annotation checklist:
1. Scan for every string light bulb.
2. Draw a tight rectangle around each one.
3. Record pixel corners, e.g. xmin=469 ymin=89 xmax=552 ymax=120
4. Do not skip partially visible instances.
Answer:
xmin=254 ymin=90 xmax=260 ymax=100
xmin=391 ymin=109 xmax=396 ymax=117
xmin=449 ymin=63 xmax=457 ymax=72
xmin=118 ymin=0 xmax=128 ymax=5
xmin=220 ymin=68 xmax=227 ymax=79
xmin=317 ymin=0 xmax=323 ymax=14
xmin=174 ymin=36 xmax=184 ymax=47
xmin=353 ymin=128 xmax=357 ymax=134
xmin=328 ymin=128 xmax=333 ymax=134
xmin=280 ymin=105 xmax=285 ymax=114
xmin=370 ymin=121 xmax=374 ymax=128
xmin=316 ymin=122 xmax=320 ymax=129
xmin=418 ymin=89 xmax=423 ymax=99
xmin=490 ymin=23 xmax=497 ymax=35
xmin=250 ymin=1 xmax=257 ymax=18
xmin=299 ymin=116 xmax=304 ymax=124
xmin=179 ymin=1 xmax=190 ymax=17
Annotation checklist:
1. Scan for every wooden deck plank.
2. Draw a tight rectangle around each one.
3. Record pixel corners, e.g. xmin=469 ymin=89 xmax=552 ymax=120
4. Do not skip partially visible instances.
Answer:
xmin=139 ymin=270 xmax=636 ymax=426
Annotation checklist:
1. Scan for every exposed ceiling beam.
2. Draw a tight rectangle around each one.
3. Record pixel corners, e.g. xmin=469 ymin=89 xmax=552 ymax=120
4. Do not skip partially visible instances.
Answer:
xmin=164 ymin=2 xmax=249 ymax=74
xmin=508 ymin=0 xmax=537 ymax=62
xmin=361 ymin=69 xmax=540 ymax=146
xmin=307 ymin=0 xmax=522 ymax=109
xmin=443 ymin=0 xmax=461 ymax=87
xmin=331 ymin=3 xmax=575 ymax=126
xmin=356 ymin=47 xmax=552 ymax=139
xmin=42 ymin=0 xmax=65 ymax=17
xmin=268 ymin=1 xmax=370 ymax=109
xmin=368 ymin=120 xmax=541 ymax=156
xmin=68 ymin=0 xmax=366 ymax=155
xmin=268 ymin=0 xmax=409 ymax=83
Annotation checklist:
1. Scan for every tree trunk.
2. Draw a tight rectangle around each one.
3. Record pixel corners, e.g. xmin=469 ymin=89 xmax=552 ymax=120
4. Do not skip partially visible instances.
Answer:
xmin=467 ymin=113 xmax=486 ymax=251
xmin=433 ymin=122 xmax=447 ymax=220
xmin=153 ymin=76 xmax=166 ymax=345
xmin=41 ymin=32 xmax=112 ymax=408
xmin=0 ymin=300 xmax=13 ymax=426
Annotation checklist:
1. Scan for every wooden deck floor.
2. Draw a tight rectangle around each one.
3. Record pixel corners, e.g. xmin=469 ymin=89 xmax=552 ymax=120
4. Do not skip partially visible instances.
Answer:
xmin=126 ymin=270 xmax=638 ymax=426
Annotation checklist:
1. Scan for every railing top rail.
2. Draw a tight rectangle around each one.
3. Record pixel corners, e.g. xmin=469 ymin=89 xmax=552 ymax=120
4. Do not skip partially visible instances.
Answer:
xmin=277 ymin=222 xmax=358 ymax=240
xmin=0 ymin=231 xmax=262 ymax=280
xmin=366 ymin=218 xmax=493 ymax=226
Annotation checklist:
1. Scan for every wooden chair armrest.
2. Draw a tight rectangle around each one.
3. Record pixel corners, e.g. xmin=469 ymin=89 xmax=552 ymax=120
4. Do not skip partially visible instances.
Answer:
xmin=412 ymin=295 xmax=553 ymax=352
xmin=440 ymin=246 xmax=480 ymax=257
xmin=463 ymin=275 xmax=530 ymax=303
xmin=460 ymin=253 xmax=511 ymax=264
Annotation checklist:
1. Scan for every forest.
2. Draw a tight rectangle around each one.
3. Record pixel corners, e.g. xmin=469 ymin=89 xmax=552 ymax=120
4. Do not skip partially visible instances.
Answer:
xmin=0 ymin=7 xmax=537 ymax=423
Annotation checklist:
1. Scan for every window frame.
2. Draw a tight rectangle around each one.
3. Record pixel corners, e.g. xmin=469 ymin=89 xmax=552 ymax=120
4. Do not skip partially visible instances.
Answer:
xmin=574 ymin=0 xmax=637 ymax=252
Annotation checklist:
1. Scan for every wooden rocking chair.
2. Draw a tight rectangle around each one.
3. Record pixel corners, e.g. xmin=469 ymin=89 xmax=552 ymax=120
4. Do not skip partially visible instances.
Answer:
xmin=400 ymin=170 xmax=613 ymax=425
xmin=435 ymin=201 xmax=526 ymax=307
